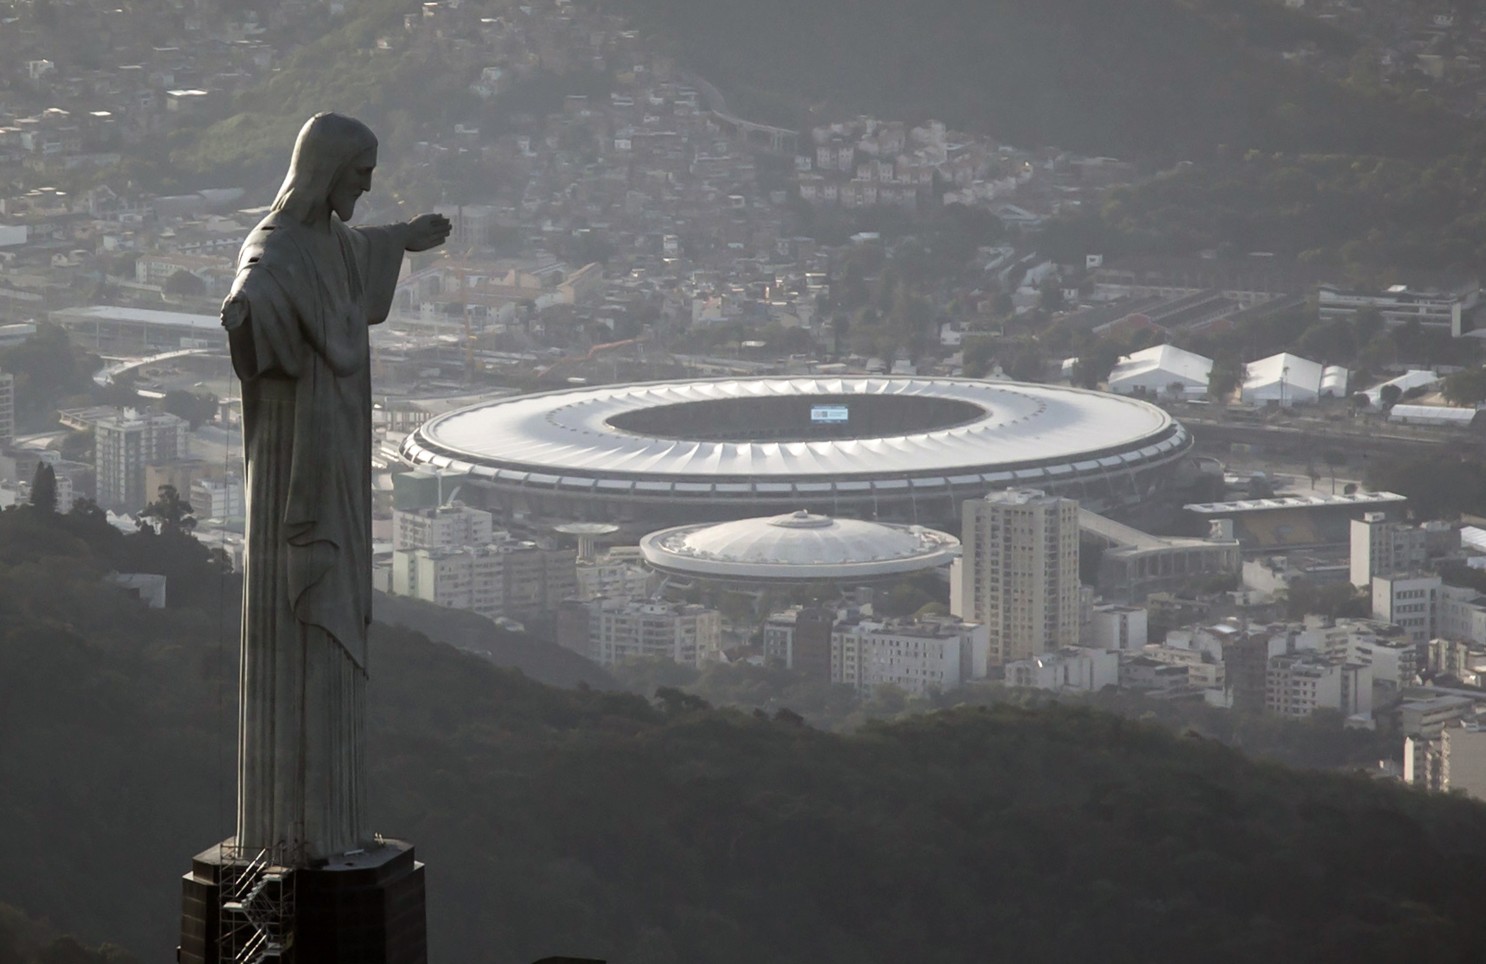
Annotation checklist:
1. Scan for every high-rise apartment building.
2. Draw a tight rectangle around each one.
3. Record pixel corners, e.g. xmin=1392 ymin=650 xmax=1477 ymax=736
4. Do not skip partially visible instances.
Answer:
xmin=831 ymin=616 xmax=989 ymax=696
xmin=557 ymin=596 xmax=722 ymax=667
xmin=1371 ymin=572 xmax=1441 ymax=646
xmin=0 ymin=372 xmax=14 ymax=447
xmin=1350 ymin=512 xmax=1428 ymax=588
xmin=389 ymin=537 xmax=577 ymax=622
xmin=957 ymin=489 xmax=1079 ymax=664
xmin=763 ymin=606 xmax=837 ymax=682
xmin=391 ymin=545 xmax=506 ymax=619
xmin=94 ymin=409 xmax=188 ymax=510
xmin=392 ymin=502 xmax=496 ymax=551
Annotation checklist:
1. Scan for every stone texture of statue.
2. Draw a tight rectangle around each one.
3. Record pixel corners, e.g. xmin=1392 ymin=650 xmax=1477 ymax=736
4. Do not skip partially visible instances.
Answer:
xmin=221 ymin=113 xmax=449 ymax=861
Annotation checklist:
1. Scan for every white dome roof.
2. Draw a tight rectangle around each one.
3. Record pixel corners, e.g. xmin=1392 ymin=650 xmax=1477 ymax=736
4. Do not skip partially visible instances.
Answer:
xmin=640 ymin=511 xmax=959 ymax=582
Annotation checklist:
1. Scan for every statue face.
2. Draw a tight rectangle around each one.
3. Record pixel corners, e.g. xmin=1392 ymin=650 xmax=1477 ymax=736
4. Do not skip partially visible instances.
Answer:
xmin=329 ymin=147 xmax=377 ymax=222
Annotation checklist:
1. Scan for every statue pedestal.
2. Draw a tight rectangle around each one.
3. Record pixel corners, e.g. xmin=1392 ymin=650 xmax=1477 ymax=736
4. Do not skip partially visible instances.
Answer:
xmin=179 ymin=838 xmax=426 ymax=964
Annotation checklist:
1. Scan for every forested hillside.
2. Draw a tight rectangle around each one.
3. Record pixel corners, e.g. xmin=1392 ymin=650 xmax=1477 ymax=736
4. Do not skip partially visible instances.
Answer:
xmin=6 ymin=501 xmax=1486 ymax=963
xmin=617 ymin=0 xmax=1459 ymax=162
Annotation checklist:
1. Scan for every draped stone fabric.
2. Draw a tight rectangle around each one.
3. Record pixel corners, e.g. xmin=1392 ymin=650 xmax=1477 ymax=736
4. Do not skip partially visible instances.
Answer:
xmin=224 ymin=114 xmax=404 ymax=861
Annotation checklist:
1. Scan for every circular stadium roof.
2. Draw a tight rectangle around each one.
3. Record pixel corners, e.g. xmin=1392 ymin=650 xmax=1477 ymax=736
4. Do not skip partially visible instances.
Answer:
xmin=640 ymin=510 xmax=960 ymax=582
xmin=399 ymin=377 xmax=1190 ymax=503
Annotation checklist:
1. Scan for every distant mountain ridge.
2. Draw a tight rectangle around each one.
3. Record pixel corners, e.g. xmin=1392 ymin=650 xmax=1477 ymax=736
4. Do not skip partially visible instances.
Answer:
xmin=616 ymin=0 xmax=1464 ymax=162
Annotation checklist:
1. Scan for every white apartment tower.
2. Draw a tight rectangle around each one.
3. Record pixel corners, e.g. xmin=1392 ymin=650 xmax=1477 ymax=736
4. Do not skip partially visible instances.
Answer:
xmin=831 ymin=617 xmax=990 ymax=696
xmin=94 ymin=409 xmax=189 ymax=510
xmin=0 ymin=372 xmax=14 ymax=447
xmin=559 ymin=597 xmax=722 ymax=667
xmin=958 ymin=488 xmax=1080 ymax=664
xmin=1350 ymin=512 xmax=1427 ymax=588
xmin=392 ymin=502 xmax=496 ymax=551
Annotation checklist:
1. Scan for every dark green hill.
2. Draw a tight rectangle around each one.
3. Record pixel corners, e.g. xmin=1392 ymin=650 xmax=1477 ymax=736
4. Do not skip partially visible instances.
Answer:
xmin=5 ymin=502 xmax=1486 ymax=962
xmin=617 ymin=0 xmax=1462 ymax=162
xmin=372 ymin=590 xmax=617 ymax=690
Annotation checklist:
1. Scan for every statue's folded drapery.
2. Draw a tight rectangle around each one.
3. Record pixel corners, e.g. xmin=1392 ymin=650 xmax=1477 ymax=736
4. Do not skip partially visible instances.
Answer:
xmin=225 ymin=212 xmax=403 ymax=859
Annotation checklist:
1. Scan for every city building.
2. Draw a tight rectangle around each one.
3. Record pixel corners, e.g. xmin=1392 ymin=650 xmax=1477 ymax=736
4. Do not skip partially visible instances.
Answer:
xmin=1442 ymin=724 xmax=1486 ymax=800
xmin=956 ymin=489 xmax=1080 ymax=665
xmin=94 ymin=408 xmax=189 ymax=510
xmin=575 ymin=547 xmax=655 ymax=601
xmin=1371 ymin=573 xmax=1442 ymax=646
xmin=1350 ymin=512 xmax=1430 ymax=588
xmin=1317 ymin=280 xmax=1481 ymax=338
xmin=51 ymin=304 xmax=223 ymax=353
xmin=191 ymin=477 xmax=244 ymax=519
xmin=390 ymin=536 xmax=577 ymax=622
xmin=1084 ymin=512 xmax=1241 ymax=602
xmin=393 ymin=502 xmax=496 ymax=551
xmin=762 ymin=605 xmax=836 ymax=682
xmin=1400 ymin=695 xmax=1478 ymax=738
xmin=1119 ymin=654 xmax=1196 ymax=695
xmin=391 ymin=545 xmax=505 ymax=619
xmin=1083 ymin=604 xmax=1149 ymax=651
xmin=1427 ymin=638 xmax=1486 ymax=685
xmin=830 ymin=616 xmax=989 ymax=696
xmin=0 ymin=372 xmax=13 ymax=447
xmin=500 ymin=540 xmax=578 ymax=620
xmin=1005 ymin=647 xmax=1119 ymax=693
xmin=1436 ymin=584 xmax=1486 ymax=647
xmin=1265 ymin=652 xmax=1372 ymax=719
xmin=557 ymin=596 xmax=722 ymax=667
xmin=1131 ymin=645 xmax=1225 ymax=691
xmin=1223 ymin=633 xmax=1280 ymax=713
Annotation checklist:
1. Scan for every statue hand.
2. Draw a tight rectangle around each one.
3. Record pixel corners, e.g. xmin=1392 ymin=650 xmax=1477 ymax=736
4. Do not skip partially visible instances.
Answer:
xmin=405 ymin=213 xmax=452 ymax=252
xmin=221 ymin=293 xmax=249 ymax=330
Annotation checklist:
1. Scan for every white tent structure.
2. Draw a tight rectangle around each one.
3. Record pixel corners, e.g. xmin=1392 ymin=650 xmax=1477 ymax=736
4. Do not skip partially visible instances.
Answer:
xmin=1106 ymin=344 xmax=1213 ymax=399
xmin=1388 ymin=404 xmax=1478 ymax=427
xmin=1242 ymin=352 xmax=1338 ymax=406
xmin=1361 ymin=370 xmax=1439 ymax=408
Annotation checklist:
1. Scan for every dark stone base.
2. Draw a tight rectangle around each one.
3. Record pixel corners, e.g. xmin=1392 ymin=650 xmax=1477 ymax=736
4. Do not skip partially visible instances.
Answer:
xmin=179 ymin=838 xmax=426 ymax=964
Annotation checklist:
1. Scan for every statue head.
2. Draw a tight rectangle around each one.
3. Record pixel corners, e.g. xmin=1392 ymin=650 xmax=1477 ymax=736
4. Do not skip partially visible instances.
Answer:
xmin=271 ymin=113 xmax=379 ymax=224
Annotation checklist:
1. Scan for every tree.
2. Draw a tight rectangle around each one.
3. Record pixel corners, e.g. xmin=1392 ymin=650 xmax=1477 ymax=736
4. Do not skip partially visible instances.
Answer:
xmin=1379 ymin=383 xmax=1402 ymax=409
xmin=1441 ymin=368 xmax=1486 ymax=407
xmin=0 ymin=323 xmax=101 ymax=430
xmin=1071 ymin=340 xmax=1121 ymax=390
xmin=138 ymin=484 xmax=195 ymax=536
xmin=161 ymin=390 xmax=218 ymax=429
xmin=1207 ymin=358 xmax=1245 ymax=401
xmin=163 ymin=269 xmax=207 ymax=298
xmin=1285 ymin=579 xmax=1367 ymax=621
xmin=29 ymin=462 xmax=58 ymax=514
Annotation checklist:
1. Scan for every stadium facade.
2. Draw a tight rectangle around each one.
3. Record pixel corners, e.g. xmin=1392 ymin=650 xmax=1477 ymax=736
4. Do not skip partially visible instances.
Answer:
xmin=399 ymin=377 xmax=1193 ymax=530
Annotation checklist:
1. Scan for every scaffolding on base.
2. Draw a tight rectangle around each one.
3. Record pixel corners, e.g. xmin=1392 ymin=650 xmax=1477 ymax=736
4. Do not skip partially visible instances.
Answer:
xmin=217 ymin=844 xmax=298 ymax=963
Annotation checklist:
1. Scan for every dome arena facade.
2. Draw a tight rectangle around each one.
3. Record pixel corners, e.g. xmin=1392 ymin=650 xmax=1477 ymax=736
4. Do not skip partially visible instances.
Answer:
xmin=399 ymin=376 xmax=1192 ymax=530
xmin=640 ymin=511 xmax=961 ymax=585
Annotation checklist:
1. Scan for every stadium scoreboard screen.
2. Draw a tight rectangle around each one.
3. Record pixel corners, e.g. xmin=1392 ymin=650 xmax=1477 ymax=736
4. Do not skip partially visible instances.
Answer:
xmin=810 ymin=405 xmax=849 ymax=424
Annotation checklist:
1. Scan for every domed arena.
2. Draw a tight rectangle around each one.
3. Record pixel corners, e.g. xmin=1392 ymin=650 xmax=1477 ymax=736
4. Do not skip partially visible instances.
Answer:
xmin=398 ymin=376 xmax=1192 ymax=530
xmin=640 ymin=510 xmax=961 ymax=585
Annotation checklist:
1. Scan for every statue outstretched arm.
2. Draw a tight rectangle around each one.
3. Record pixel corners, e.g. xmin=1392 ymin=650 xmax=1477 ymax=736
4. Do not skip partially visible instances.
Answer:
xmin=402 ymin=213 xmax=451 ymax=252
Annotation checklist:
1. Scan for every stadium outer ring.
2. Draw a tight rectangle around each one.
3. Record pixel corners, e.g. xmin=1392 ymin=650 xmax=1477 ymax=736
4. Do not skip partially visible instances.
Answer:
xmin=397 ymin=376 xmax=1192 ymax=527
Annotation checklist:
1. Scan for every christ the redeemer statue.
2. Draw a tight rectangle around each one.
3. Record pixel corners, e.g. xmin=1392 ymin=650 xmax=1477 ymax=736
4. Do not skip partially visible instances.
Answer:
xmin=221 ymin=113 xmax=449 ymax=860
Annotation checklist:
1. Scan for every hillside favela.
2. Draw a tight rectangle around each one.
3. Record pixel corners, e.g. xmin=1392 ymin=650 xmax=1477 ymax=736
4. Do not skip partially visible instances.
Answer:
xmin=10 ymin=0 xmax=1486 ymax=961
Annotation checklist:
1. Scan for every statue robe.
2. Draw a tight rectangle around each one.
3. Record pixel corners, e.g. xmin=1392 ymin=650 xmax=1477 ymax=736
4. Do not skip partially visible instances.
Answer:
xmin=224 ymin=212 xmax=402 ymax=860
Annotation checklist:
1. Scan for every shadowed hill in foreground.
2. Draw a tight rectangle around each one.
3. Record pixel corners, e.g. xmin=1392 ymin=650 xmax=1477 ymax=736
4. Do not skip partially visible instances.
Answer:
xmin=2 ymin=503 xmax=1486 ymax=962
